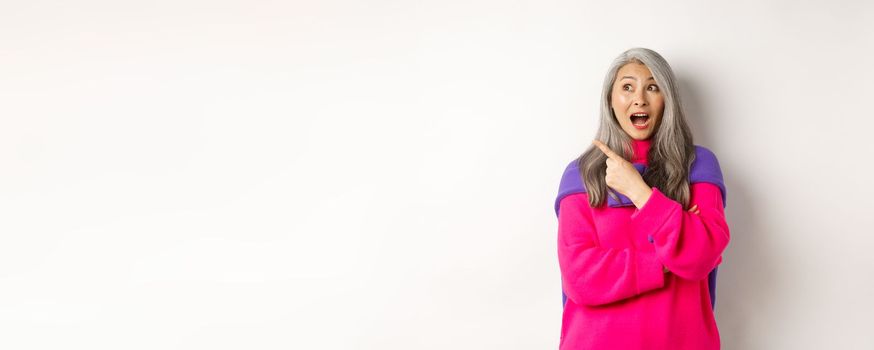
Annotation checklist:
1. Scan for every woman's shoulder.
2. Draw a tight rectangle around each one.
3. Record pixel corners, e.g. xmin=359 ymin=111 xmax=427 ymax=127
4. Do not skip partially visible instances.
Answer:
xmin=692 ymin=145 xmax=724 ymax=173
xmin=555 ymin=157 xmax=587 ymax=216
xmin=693 ymin=144 xmax=720 ymax=160
xmin=691 ymin=144 xmax=727 ymax=206
xmin=558 ymin=156 xmax=583 ymax=184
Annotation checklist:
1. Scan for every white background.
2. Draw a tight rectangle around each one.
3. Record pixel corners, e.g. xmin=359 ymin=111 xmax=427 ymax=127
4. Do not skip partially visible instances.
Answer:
xmin=1 ymin=1 xmax=872 ymax=349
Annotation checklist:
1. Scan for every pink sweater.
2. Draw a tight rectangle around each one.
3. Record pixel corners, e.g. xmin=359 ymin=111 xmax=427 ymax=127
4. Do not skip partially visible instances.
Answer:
xmin=557 ymin=139 xmax=730 ymax=349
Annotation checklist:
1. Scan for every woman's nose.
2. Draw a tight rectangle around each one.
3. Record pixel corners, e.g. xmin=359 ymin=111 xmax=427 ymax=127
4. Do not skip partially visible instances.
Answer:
xmin=633 ymin=92 xmax=648 ymax=106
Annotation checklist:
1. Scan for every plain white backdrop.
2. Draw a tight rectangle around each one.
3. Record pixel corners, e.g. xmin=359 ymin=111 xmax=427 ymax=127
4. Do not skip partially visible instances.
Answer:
xmin=1 ymin=0 xmax=873 ymax=349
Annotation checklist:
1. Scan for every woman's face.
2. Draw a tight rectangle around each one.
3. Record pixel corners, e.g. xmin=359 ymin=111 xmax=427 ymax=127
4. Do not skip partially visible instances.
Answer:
xmin=610 ymin=62 xmax=664 ymax=140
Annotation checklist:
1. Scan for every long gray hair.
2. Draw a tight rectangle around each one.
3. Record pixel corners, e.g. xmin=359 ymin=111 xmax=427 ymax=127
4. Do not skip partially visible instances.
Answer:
xmin=577 ymin=47 xmax=696 ymax=209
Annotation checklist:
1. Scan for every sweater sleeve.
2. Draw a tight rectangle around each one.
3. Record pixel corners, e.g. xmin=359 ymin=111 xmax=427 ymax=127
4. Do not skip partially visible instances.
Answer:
xmin=630 ymin=183 xmax=730 ymax=281
xmin=557 ymin=192 xmax=666 ymax=307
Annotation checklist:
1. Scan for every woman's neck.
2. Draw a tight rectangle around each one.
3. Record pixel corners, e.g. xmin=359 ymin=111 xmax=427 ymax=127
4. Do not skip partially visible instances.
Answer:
xmin=631 ymin=138 xmax=652 ymax=165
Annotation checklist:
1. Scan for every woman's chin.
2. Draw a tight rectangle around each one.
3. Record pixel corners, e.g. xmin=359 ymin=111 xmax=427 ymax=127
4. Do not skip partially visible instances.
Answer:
xmin=624 ymin=127 xmax=653 ymax=140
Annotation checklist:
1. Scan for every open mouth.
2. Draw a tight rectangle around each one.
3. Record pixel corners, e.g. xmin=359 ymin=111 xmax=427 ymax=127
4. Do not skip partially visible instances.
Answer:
xmin=630 ymin=113 xmax=650 ymax=128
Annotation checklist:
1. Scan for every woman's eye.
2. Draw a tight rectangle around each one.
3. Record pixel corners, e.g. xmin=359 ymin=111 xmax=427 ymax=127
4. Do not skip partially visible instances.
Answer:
xmin=648 ymin=84 xmax=659 ymax=91
xmin=622 ymin=84 xmax=632 ymax=91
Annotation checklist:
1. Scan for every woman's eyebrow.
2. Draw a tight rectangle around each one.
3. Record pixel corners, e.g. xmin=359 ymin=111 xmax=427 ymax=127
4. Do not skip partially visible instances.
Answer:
xmin=620 ymin=76 xmax=655 ymax=81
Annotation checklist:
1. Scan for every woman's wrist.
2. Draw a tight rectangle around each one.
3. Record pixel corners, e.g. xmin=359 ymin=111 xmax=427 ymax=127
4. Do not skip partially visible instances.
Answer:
xmin=630 ymin=184 xmax=654 ymax=209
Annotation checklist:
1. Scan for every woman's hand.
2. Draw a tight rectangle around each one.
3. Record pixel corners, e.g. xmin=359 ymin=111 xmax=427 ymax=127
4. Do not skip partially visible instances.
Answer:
xmin=592 ymin=140 xmax=653 ymax=208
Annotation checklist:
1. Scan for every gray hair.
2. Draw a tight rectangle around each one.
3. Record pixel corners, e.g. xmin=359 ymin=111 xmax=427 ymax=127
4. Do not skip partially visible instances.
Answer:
xmin=577 ymin=47 xmax=696 ymax=208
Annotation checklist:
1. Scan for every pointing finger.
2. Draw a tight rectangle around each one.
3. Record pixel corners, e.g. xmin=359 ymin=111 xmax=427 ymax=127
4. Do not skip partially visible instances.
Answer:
xmin=592 ymin=140 xmax=624 ymax=161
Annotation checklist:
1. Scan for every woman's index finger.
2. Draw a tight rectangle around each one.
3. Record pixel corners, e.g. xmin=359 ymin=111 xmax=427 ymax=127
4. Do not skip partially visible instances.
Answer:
xmin=592 ymin=140 xmax=623 ymax=160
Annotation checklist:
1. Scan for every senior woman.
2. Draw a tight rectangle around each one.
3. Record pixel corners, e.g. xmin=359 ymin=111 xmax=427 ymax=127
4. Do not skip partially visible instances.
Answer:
xmin=554 ymin=47 xmax=730 ymax=349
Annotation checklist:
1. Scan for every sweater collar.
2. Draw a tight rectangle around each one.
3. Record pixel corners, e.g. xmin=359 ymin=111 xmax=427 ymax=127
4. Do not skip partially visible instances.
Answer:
xmin=631 ymin=138 xmax=652 ymax=165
